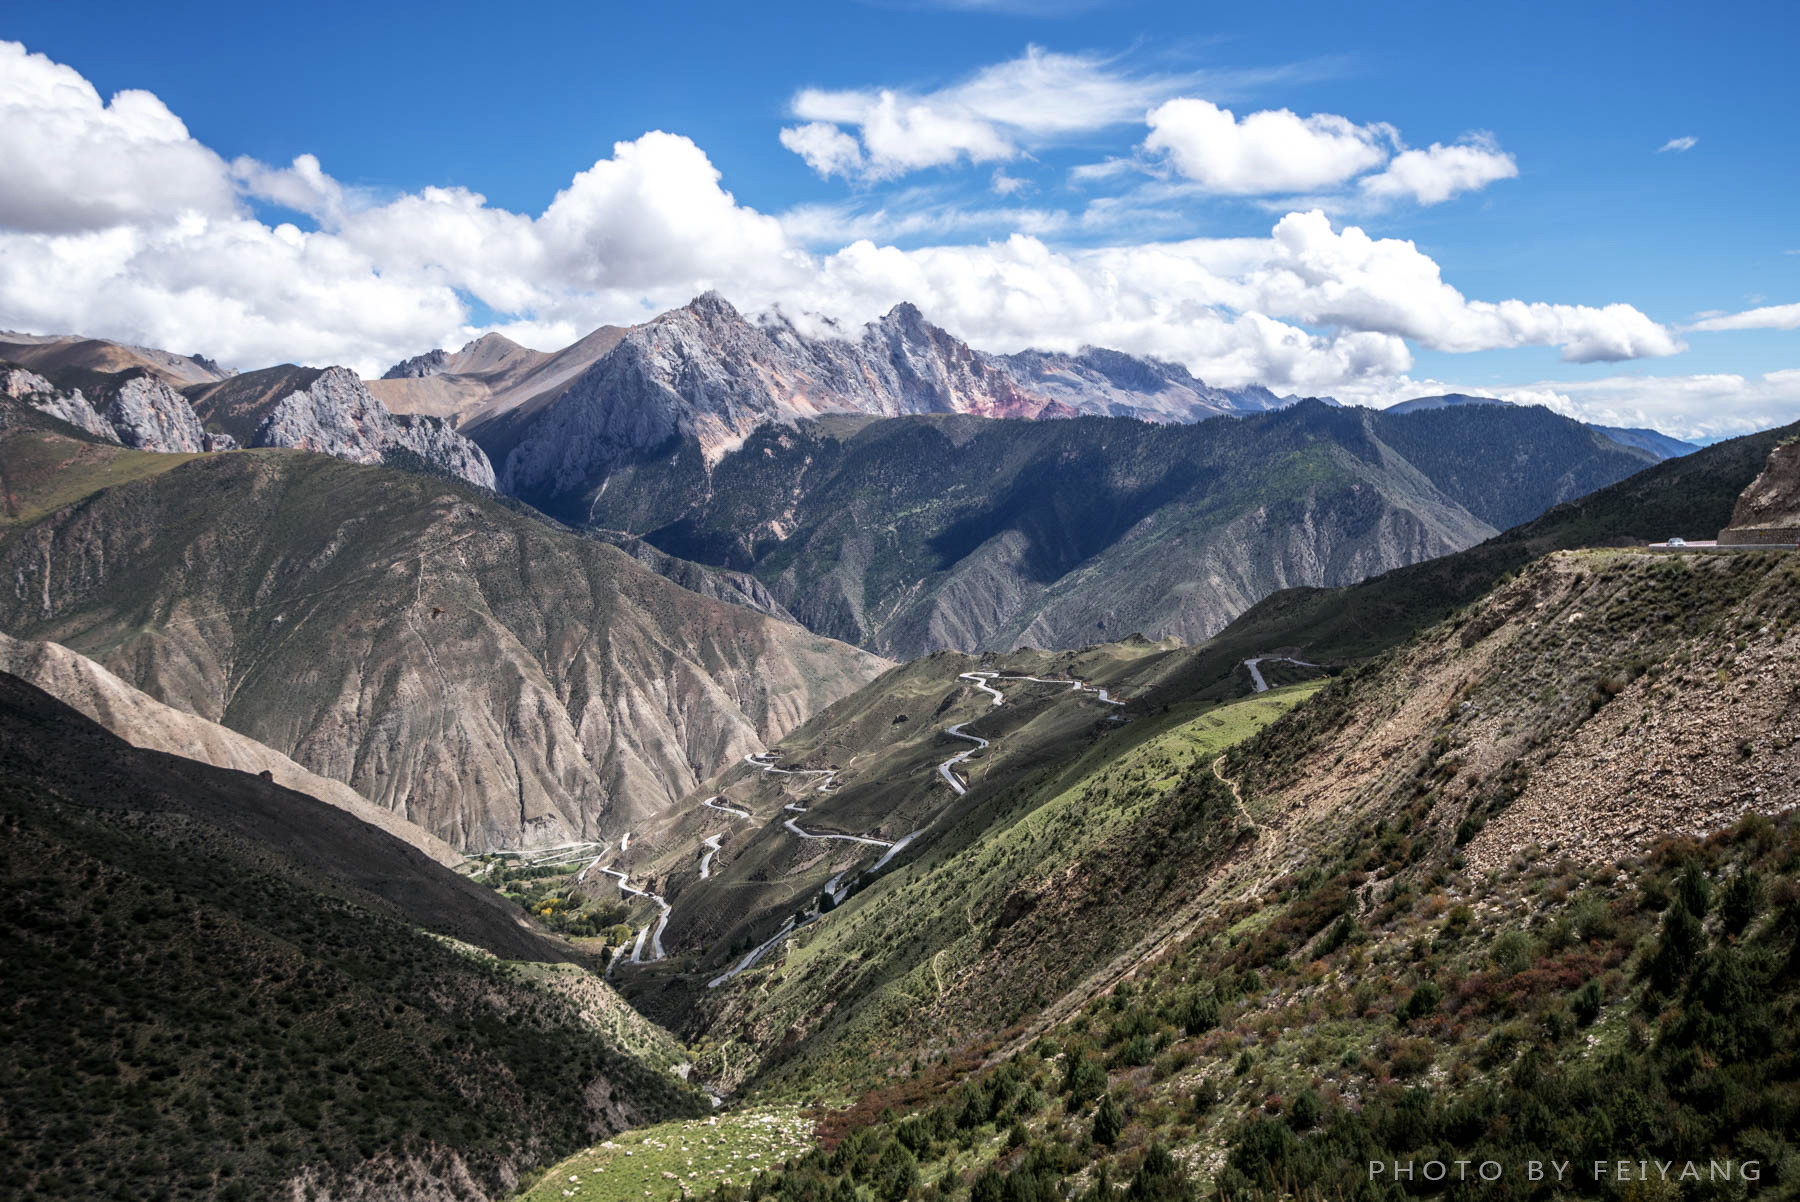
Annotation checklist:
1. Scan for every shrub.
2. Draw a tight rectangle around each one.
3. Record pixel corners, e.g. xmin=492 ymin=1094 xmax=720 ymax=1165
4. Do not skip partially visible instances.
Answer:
xmin=1720 ymin=868 xmax=1764 ymax=936
xmin=1062 ymin=1054 xmax=1107 ymax=1107
xmin=1173 ymin=991 xmax=1218 ymax=1036
xmin=1092 ymin=1094 xmax=1124 ymax=1147
xmin=1570 ymin=896 xmax=1617 ymax=944
xmin=1572 ymin=979 xmax=1605 ymax=1026
xmin=1398 ymin=980 xmax=1443 ymax=1023
xmin=1490 ymin=930 xmax=1539 ymax=975
xmin=1645 ymin=900 xmax=1704 ymax=993
xmin=1676 ymin=862 xmax=1712 ymax=918
xmin=1127 ymin=1143 xmax=1193 ymax=1202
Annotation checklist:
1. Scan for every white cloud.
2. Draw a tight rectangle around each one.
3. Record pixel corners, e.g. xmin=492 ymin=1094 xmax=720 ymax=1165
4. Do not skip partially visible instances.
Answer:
xmin=0 ymin=41 xmax=238 ymax=233
xmin=1684 ymin=301 xmax=1800 ymax=332
xmin=1227 ymin=211 xmax=1682 ymax=362
xmin=1499 ymin=370 xmax=1800 ymax=442
xmin=231 ymin=153 xmax=348 ymax=223
xmin=990 ymin=168 xmax=1031 ymax=196
xmin=1659 ymin=135 xmax=1699 ymax=153
xmin=0 ymin=42 xmax=1691 ymax=401
xmin=1142 ymin=98 xmax=1392 ymax=194
xmin=782 ymin=46 xmax=1197 ymax=180
xmin=778 ymin=122 xmax=866 ymax=178
xmin=1357 ymin=137 xmax=1517 ymax=206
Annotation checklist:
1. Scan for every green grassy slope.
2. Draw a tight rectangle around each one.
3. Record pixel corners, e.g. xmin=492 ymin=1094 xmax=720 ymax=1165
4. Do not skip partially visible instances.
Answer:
xmin=0 ymin=672 xmax=706 ymax=1201
xmin=609 ymin=630 xmax=1323 ymax=1099
xmin=0 ymin=396 xmax=201 ymax=527
xmin=653 ymin=546 xmax=1800 ymax=1202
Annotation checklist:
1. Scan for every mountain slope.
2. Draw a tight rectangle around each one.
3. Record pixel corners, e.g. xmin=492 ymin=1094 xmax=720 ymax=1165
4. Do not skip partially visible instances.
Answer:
xmin=570 ymin=401 xmax=1655 ymax=657
xmin=1182 ymin=415 xmax=1800 ymax=681
xmin=652 ymin=541 xmax=1800 ymax=1202
xmin=0 ymin=448 xmax=888 ymax=852
xmin=613 ymin=540 xmax=1800 ymax=1109
xmin=0 ymin=671 xmax=705 ymax=1199
xmin=368 ymin=325 xmax=631 ymax=436
xmin=1384 ymin=392 xmax=1699 ymax=460
xmin=0 ymin=329 xmax=231 ymax=388
xmin=1593 ymin=423 xmax=1699 ymax=459
xmin=0 ymin=629 xmax=464 ymax=867
xmin=579 ymin=424 xmax=1800 ymax=1111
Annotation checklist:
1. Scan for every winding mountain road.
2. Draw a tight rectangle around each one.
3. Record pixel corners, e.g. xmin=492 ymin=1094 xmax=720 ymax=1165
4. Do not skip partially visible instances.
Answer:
xmin=1243 ymin=656 xmax=1320 ymax=694
xmin=702 ymin=795 xmax=752 ymax=819
xmin=596 ymin=866 xmax=671 ymax=966
xmin=698 ymin=834 xmax=724 ymax=880
xmin=781 ymin=817 xmax=893 ymax=847
xmin=703 ymin=666 xmax=1126 ymax=987
xmin=936 ymin=723 xmax=990 ymax=795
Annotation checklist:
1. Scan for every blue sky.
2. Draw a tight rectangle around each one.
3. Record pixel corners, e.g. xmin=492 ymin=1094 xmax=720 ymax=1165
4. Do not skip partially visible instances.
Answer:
xmin=2 ymin=0 xmax=1796 ymax=436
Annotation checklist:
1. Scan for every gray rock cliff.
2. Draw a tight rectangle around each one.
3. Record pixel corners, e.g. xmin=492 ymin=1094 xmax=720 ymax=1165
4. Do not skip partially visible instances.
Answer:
xmin=252 ymin=367 xmax=496 ymax=489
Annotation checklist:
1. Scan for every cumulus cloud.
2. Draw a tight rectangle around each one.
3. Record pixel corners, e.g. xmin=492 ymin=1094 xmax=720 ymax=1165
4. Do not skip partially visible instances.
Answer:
xmin=781 ymin=46 xmax=1196 ymax=180
xmin=1659 ymin=136 xmax=1699 ymax=153
xmin=1123 ymin=99 xmax=1515 ymax=209
xmin=1357 ymin=137 xmax=1518 ymax=205
xmin=1142 ymin=98 xmax=1392 ymax=194
xmin=1684 ymin=301 xmax=1800 ymax=332
xmin=231 ymin=153 xmax=348 ymax=223
xmin=1229 ymin=211 xmax=1682 ymax=362
xmin=0 ymin=41 xmax=238 ymax=233
xmin=0 ymin=41 xmax=1687 ymax=396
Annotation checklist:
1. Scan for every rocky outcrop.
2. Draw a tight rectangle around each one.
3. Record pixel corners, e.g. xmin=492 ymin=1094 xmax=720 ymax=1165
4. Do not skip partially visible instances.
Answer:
xmin=4 ymin=363 xmax=229 ymax=452
xmin=1718 ymin=440 xmax=1800 ymax=544
xmin=101 ymin=374 xmax=211 ymax=452
xmin=382 ymin=347 xmax=453 ymax=378
xmin=250 ymin=367 xmax=497 ymax=489
xmin=497 ymin=294 xmax=1288 ymax=508
xmin=2 ymin=365 xmax=119 ymax=442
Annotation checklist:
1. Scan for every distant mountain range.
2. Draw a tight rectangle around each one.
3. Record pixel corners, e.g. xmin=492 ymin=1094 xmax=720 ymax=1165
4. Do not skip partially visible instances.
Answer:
xmin=571 ymin=400 xmax=1662 ymax=657
xmin=1 ymin=341 xmax=496 ymax=487
xmin=1387 ymin=391 xmax=1700 ymax=458
xmin=2 ymin=298 xmax=1699 ymax=665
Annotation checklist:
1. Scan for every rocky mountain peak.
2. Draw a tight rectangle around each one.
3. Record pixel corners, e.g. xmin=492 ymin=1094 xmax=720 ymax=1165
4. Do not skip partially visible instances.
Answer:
xmin=2 ymin=364 xmax=120 ymax=442
xmin=879 ymin=300 xmax=929 ymax=331
xmin=498 ymin=292 xmax=1324 ymax=505
xmin=103 ymin=373 xmax=216 ymax=453
xmin=683 ymin=290 xmax=744 ymax=326
xmin=381 ymin=347 xmax=452 ymax=379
